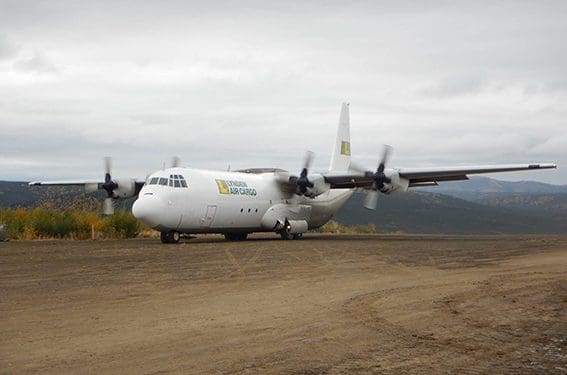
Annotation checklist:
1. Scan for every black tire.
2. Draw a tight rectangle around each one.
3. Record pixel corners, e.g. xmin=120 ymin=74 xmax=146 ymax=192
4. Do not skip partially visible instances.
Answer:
xmin=292 ymin=233 xmax=303 ymax=240
xmin=161 ymin=231 xmax=180 ymax=244
xmin=160 ymin=231 xmax=169 ymax=243
xmin=170 ymin=231 xmax=181 ymax=243
xmin=279 ymin=229 xmax=292 ymax=240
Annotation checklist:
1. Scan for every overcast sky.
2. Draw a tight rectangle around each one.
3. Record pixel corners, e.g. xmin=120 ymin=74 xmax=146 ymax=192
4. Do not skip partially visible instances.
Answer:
xmin=1 ymin=0 xmax=565 ymax=184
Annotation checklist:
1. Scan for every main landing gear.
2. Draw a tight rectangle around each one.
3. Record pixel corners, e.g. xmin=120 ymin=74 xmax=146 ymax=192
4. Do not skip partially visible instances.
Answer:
xmin=224 ymin=233 xmax=248 ymax=241
xmin=278 ymin=229 xmax=303 ymax=240
xmin=161 ymin=230 xmax=181 ymax=244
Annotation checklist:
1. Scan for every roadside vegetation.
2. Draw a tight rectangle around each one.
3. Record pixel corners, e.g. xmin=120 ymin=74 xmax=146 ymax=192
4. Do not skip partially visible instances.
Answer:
xmin=0 ymin=206 xmax=378 ymax=240
xmin=0 ymin=208 xmax=140 ymax=240
xmin=311 ymin=220 xmax=378 ymax=234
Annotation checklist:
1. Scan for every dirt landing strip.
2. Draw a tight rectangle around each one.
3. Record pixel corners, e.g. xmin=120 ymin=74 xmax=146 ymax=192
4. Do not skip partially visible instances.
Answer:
xmin=1 ymin=234 xmax=566 ymax=374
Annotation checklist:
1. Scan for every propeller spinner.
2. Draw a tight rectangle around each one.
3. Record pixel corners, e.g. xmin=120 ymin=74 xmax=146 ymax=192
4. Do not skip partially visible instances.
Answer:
xmin=289 ymin=151 xmax=315 ymax=196
xmin=101 ymin=157 xmax=118 ymax=215
xmin=363 ymin=145 xmax=393 ymax=210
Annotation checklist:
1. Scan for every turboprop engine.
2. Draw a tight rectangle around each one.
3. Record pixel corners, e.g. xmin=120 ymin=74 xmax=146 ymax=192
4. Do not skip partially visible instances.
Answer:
xmin=359 ymin=145 xmax=409 ymax=210
xmin=110 ymin=178 xmax=138 ymax=198
xmin=379 ymin=170 xmax=410 ymax=194
xmin=300 ymin=174 xmax=330 ymax=198
xmin=100 ymin=157 xmax=140 ymax=215
xmin=288 ymin=151 xmax=330 ymax=198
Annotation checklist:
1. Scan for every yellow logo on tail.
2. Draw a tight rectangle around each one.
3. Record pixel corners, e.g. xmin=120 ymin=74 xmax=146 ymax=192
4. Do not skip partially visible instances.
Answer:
xmin=340 ymin=141 xmax=351 ymax=156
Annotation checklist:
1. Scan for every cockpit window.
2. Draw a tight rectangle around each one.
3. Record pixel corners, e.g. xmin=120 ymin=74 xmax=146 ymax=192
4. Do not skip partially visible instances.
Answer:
xmin=149 ymin=174 xmax=187 ymax=188
xmin=170 ymin=174 xmax=188 ymax=188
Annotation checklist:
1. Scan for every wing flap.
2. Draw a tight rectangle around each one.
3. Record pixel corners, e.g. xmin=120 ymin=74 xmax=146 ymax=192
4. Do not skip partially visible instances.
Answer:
xmin=323 ymin=174 xmax=375 ymax=189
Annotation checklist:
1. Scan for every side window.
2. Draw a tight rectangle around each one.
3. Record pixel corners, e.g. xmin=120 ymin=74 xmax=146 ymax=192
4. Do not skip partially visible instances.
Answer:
xmin=149 ymin=177 xmax=159 ymax=185
xmin=174 ymin=180 xmax=181 ymax=188
xmin=159 ymin=178 xmax=168 ymax=185
xmin=168 ymin=179 xmax=173 ymax=187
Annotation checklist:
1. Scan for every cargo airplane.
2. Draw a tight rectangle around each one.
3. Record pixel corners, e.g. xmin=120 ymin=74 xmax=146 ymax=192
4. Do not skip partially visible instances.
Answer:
xmin=30 ymin=103 xmax=557 ymax=243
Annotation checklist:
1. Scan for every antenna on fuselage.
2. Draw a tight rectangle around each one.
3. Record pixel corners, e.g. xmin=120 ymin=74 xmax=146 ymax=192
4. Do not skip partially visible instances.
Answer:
xmin=227 ymin=164 xmax=231 ymax=172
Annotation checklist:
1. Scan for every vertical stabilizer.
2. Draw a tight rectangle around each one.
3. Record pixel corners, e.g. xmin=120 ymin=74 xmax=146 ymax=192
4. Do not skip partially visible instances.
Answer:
xmin=329 ymin=102 xmax=351 ymax=171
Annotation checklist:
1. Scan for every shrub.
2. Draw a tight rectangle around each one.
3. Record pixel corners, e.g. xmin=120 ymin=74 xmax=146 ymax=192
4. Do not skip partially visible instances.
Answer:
xmin=100 ymin=210 xmax=140 ymax=239
xmin=0 ymin=208 xmax=139 ymax=240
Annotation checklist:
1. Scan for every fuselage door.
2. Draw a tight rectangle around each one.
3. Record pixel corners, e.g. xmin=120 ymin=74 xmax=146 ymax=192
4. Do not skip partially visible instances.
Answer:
xmin=201 ymin=205 xmax=217 ymax=227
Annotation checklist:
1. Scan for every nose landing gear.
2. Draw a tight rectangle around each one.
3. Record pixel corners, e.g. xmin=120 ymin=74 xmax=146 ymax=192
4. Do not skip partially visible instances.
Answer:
xmin=161 ymin=230 xmax=181 ymax=244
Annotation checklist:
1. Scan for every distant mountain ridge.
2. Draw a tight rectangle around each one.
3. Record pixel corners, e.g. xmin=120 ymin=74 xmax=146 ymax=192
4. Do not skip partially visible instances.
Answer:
xmin=426 ymin=176 xmax=567 ymax=194
xmin=421 ymin=176 xmax=567 ymax=216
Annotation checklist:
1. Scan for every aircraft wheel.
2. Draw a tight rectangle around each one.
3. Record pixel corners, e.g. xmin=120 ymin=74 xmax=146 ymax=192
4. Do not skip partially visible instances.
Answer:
xmin=279 ymin=230 xmax=292 ymax=240
xmin=161 ymin=231 xmax=180 ymax=244
xmin=170 ymin=231 xmax=181 ymax=243
xmin=160 ymin=232 xmax=168 ymax=243
xmin=292 ymin=233 xmax=303 ymax=240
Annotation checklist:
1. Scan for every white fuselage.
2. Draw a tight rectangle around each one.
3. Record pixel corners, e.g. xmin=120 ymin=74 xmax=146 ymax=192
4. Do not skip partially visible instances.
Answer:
xmin=132 ymin=167 xmax=353 ymax=234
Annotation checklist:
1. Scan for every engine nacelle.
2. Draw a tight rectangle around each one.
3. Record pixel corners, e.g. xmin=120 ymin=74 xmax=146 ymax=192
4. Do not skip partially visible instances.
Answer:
xmin=261 ymin=204 xmax=312 ymax=230
xmin=113 ymin=178 xmax=137 ymax=199
xmin=380 ymin=171 xmax=409 ymax=194
xmin=303 ymin=174 xmax=331 ymax=198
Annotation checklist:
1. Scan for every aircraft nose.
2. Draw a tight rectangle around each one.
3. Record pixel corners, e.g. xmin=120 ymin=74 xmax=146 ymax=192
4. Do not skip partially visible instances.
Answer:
xmin=132 ymin=195 xmax=163 ymax=228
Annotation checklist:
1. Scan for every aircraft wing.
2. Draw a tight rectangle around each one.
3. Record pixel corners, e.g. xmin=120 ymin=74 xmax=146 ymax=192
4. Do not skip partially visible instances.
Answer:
xmin=323 ymin=163 xmax=557 ymax=189
xmin=29 ymin=179 xmax=147 ymax=195
xmin=29 ymin=180 xmax=103 ymax=187
xmin=398 ymin=163 xmax=557 ymax=187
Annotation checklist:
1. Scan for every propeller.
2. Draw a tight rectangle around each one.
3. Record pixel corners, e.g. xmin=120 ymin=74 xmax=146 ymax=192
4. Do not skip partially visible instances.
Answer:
xmin=364 ymin=145 xmax=393 ymax=210
xmin=171 ymin=156 xmax=181 ymax=168
xmin=289 ymin=151 xmax=315 ymax=195
xmin=101 ymin=156 xmax=118 ymax=215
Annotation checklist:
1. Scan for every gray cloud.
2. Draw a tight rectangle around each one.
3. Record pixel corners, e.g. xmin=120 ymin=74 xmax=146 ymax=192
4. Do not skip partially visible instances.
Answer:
xmin=418 ymin=74 xmax=487 ymax=98
xmin=13 ymin=51 xmax=59 ymax=74
xmin=0 ymin=34 xmax=18 ymax=61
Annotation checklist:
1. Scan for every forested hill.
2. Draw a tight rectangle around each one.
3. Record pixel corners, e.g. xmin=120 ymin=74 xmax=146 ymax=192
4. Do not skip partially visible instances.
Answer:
xmin=336 ymin=191 xmax=566 ymax=234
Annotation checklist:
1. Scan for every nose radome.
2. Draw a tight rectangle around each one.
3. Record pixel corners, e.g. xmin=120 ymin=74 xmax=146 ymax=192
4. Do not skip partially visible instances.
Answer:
xmin=132 ymin=195 xmax=163 ymax=228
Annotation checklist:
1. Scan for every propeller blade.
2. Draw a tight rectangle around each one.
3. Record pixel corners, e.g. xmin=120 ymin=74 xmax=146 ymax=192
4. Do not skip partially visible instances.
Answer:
xmin=104 ymin=156 xmax=112 ymax=177
xmin=377 ymin=145 xmax=392 ymax=174
xmin=103 ymin=197 xmax=114 ymax=215
xmin=363 ymin=190 xmax=379 ymax=210
xmin=171 ymin=156 xmax=181 ymax=168
xmin=303 ymin=150 xmax=314 ymax=171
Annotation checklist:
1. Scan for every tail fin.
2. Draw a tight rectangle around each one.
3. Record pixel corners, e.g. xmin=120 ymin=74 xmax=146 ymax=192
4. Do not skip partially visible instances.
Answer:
xmin=329 ymin=102 xmax=351 ymax=171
